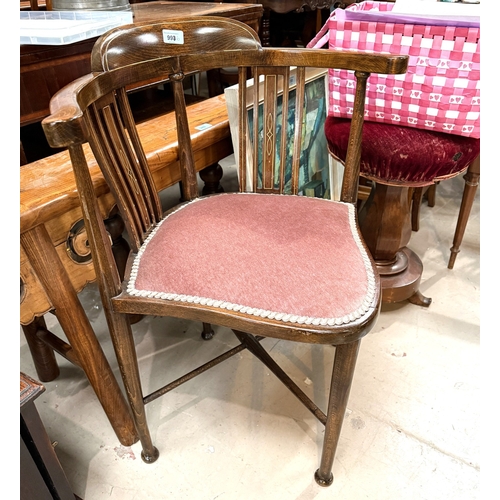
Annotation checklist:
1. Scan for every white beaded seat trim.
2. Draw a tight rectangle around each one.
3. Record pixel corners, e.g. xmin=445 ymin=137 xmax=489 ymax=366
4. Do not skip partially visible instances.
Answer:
xmin=127 ymin=193 xmax=378 ymax=326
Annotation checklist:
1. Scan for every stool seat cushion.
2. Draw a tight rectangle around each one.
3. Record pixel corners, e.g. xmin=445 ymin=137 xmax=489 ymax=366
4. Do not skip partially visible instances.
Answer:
xmin=126 ymin=193 xmax=378 ymax=327
xmin=325 ymin=117 xmax=480 ymax=187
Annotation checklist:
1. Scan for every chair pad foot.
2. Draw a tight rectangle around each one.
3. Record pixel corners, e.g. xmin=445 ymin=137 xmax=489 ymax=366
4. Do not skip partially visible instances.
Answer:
xmin=141 ymin=447 xmax=160 ymax=464
xmin=314 ymin=469 xmax=334 ymax=487
xmin=201 ymin=323 xmax=215 ymax=341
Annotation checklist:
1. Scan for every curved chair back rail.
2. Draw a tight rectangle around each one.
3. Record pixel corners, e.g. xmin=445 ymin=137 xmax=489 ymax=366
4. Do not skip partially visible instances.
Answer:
xmin=42 ymin=17 xmax=408 ymax=487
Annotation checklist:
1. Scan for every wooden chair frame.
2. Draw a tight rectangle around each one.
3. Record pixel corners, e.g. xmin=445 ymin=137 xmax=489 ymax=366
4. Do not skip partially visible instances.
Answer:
xmin=42 ymin=17 xmax=407 ymax=486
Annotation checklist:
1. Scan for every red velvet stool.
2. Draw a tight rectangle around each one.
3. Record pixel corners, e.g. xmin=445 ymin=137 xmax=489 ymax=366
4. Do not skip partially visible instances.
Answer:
xmin=325 ymin=117 xmax=480 ymax=306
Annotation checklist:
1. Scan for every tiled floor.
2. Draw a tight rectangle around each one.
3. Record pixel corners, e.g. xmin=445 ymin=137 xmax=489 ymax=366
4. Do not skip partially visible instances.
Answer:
xmin=20 ymin=161 xmax=480 ymax=500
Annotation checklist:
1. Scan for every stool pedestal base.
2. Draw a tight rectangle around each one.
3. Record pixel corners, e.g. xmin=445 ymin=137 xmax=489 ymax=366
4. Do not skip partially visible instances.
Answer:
xmin=379 ymin=247 xmax=431 ymax=307
xmin=359 ymin=182 xmax=431 ymax=307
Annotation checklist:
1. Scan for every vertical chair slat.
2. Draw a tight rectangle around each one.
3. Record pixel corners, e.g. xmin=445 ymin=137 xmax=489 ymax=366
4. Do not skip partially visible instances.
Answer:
xmin=87 ymin=101 xmax=146 ymax=250
xmin=262 ymin=73 xmax=277 ymax=192
xmin=252 ymin=68 xmax=261 ymax=193
xmin=238 ymin=66 xmax=248 ymax=193
xmin=240 ymin=66 xmax=313 ymax=196
xmin=340 ymin=70 xmax=369 ymax=205
xmin=101 ymin=105 xmax=151 ymax=229
xmin=278 ymin=67 xmax=289 ymax=194
xmin=171 ymin=78 xmax=199 ymax=202
xmin=291 ymin=66 xmax=305 ymax=196
xmin=116 ymin=87 xmax=163 ymax=224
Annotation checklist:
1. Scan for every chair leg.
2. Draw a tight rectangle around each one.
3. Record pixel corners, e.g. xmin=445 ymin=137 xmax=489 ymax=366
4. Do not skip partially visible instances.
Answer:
xmin=107 ymin=311 xmax=159 ymax=463
xmin=448 ymin=156 xmax=480 ymax=269
xmin=426 ymin=183 xmax=437 ymax=207
xmin=411 ymin=187 xmax=425 ymax=232
xmin=201 ymin=322 xmax=215 ymax=340
xmin=315 ymin=339 xmax=361 ymax=487
xmin=411 ymin=183 xmax=437 ymax=232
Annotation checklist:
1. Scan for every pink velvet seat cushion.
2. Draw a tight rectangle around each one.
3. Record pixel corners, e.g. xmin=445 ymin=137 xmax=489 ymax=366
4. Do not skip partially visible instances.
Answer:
xmin=325 ymin=117 xmax=480 ymax=187
xmin=128 ymin=193 xmax=378 ymax=326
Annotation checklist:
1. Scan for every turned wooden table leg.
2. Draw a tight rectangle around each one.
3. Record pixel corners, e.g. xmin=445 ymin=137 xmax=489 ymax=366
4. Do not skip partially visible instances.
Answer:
xmin=199 ymin=163 xmax=224 ymax=195
xmin=448 ymin=155 xmax=480 ymax=269
xmin=22 ymin=317 xmax=59 ymax=382
xmin=427 ymin=183 xmax=437 ymax=207
xmin=359 ymin=182 xmax=431 ymax=307
xmin=21 ymin=224 xmax=139 ymax=447
xmin=179 ymin=163 xmax=224 ymax=201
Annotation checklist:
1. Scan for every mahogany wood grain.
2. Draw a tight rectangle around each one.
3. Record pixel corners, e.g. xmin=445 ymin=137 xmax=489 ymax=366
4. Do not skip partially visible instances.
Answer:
xmin=359 ymin=184 xmax=413 ymax=264
xmin=132 ymin=0 xmax=262 ymax=30
xmin=21 ymin=40 xmax=95 ymax=126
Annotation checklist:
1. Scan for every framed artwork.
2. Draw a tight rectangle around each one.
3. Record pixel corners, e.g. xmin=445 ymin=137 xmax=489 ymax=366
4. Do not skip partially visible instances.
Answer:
xmin=225 ymin=68 xmax=342 ymax=200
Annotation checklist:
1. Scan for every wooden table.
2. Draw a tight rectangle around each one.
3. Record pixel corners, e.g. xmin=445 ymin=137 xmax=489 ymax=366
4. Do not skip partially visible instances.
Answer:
xmin=20 ymin=1 xmax=263 ymax=127
xmin=21 ymin=95 xmax=234 ymax=447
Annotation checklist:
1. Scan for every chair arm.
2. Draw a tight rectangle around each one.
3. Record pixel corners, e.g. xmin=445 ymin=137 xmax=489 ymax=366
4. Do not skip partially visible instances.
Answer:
xmin=42 ymin=74 xmax=94 ymax=149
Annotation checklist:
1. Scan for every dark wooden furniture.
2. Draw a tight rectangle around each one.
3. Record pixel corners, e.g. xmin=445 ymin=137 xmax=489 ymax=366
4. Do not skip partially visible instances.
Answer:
xmin=318 ymin=0 xmax=479 ymax=305
xmin=448 ymin=155 xmax=480 ymax=269
xmin=411 ymin=155 xmax=480 ymax=269
xmin=20 ymin=372 xmax=77 ymax=500
xmin=42 ymin=17 xmax=407 ymax=485
xmin=20 ymin=1 xmax=263 ymax=128
xmin=325 ymin=119 xmax=479 ymax=306
xmin=21 ymin=93 xmax=234 ymax=446
xmin=258 ymin=0 xmax=349 ymax=46
xmin=411 ymin=184 xmax=437 ymax=232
